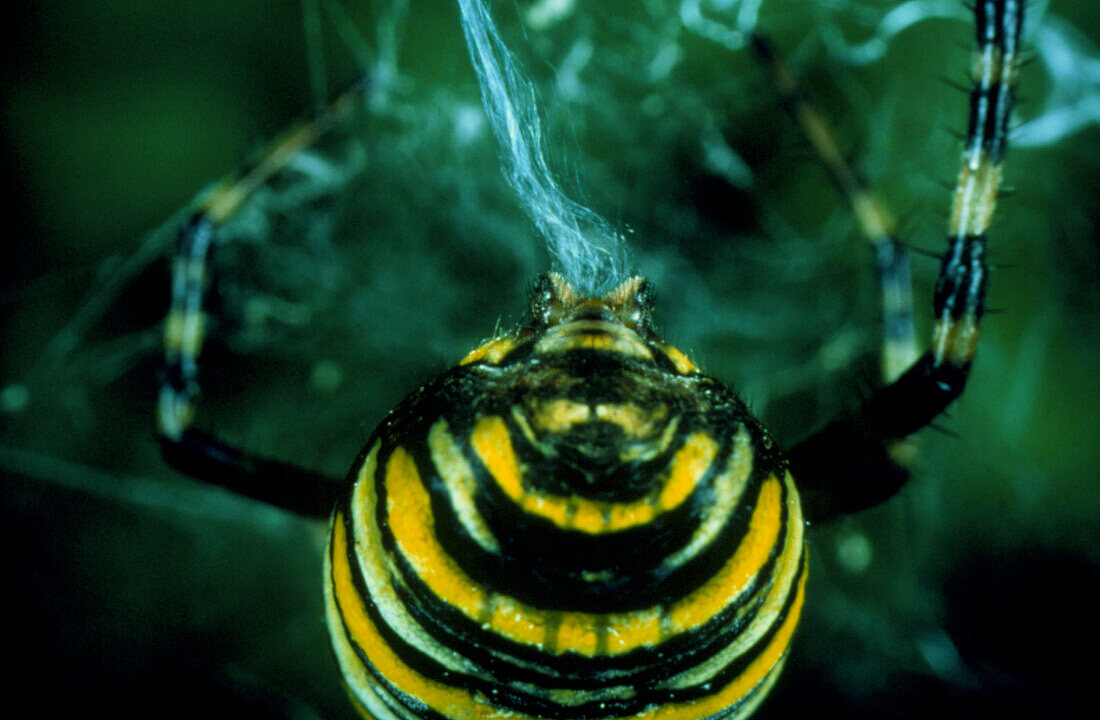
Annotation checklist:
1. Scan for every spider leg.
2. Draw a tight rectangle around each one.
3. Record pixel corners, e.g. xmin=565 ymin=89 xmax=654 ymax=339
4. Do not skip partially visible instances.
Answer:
xmin=751 ymin=33 xmax=919 ymax=388
xmin=784 ymin=0 xmax=1024 ymax=522
xmin=752 ymin=28 xmax=923 ymax=479
xmin=158 ymin=81 xmax=367 ymax=519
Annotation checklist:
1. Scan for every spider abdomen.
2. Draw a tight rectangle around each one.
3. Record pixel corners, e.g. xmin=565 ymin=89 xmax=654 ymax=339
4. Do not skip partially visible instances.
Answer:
xmin=325 ymin=333 xmax=807 ymax=720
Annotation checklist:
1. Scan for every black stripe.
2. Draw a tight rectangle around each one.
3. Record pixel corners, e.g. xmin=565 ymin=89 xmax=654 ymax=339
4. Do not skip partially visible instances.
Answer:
xmin=965 ymin=83 xmax=1014 ymax=165
xmin=161 ymin=212 xmax=216 ymax=401
xmin=386 ymin=445 xmax=794 ymax=679
xmin=975 ymin=0 xmax=1024 ymax=54
xmin=647 ymin=548 xmax=808 ymax=707
xmin=507 ymin=411 xmax=683 ymax=503
xmin=969 ymin=0 xmax=1023 ymax=165
xmin=331 ymin=509 xmax=461 ymax=720
xmin=934 ymin=233 xmax=987 ymax=323
xmin=383 ymin=536 xmax=791 ymax=720
xmin=161 ymin=357 xmax=192 ymax=396
xmin=453 ymin=426 xmax=771 ymax=613
xmin=647 ymin=341 xmax=690 ymax=375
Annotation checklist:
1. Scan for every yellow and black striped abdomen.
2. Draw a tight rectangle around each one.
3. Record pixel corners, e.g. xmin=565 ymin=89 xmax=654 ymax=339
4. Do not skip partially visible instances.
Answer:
xmin=325 ymin=339 xmax=806 ymax=720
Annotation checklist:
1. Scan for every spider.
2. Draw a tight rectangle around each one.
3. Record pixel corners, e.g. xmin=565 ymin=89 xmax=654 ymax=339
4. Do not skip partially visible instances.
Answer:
xmin=149 ymin=1 xmax=1026 ymax=719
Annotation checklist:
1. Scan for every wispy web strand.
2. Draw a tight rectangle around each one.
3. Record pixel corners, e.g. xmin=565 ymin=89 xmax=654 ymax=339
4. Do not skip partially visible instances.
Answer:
xmin=456 ymin=0 xmax=629 ymax=294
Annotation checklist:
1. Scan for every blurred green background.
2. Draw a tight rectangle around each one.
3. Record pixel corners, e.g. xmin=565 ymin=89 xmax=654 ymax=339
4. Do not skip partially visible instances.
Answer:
xmin=2 ymin=1 xmax=1098 ymax=718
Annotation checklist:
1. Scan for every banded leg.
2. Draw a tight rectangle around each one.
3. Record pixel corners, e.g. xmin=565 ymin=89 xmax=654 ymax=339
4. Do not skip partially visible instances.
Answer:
xmin=787 ymin=0 xmax=1024 ymax=522
xmin=751 ymin=33 xmax=919 ymax=387
xmin=158 ymin=83 xmax=367 ymax=518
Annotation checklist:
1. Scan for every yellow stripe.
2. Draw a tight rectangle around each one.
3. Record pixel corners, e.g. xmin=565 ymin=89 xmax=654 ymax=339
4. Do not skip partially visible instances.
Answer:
xmin=594 ymin=402 xmax=668 ymax=439
xmin=471 ymin=415 xmax=525 ymax=498
xmin=851 ymin=190 xmax=896 ymax=241
xmin=349 ymin=443 xmax=481 ymax=678
xmin=332 ymin=506 xmax=803 ymax=720
xmin=948 ymin=158 xmax=1002 ymax=238
xmin=661 ymin=428 xmax=753 ymax=571
xmin=556 ymin=612 xmax=601 ymax=656
xmin=658 ymin=344 xmax=697 ymax=374
xmin=714 ymin=654 xmax=787 ymax=720
xmin=572 ymin=334 xmax=619 ymax=352
xmin=385 ymin=427 xmax=779 ymax=656
xmin=570 ymin=501 xmax=609 ymax=534
xmin=488 ymin=595 xmax=553 ymax=648
xmin=647 ymin=567 xmax=807 ymax=720
xmin=381 ymin=440 xmax=622 ymax=655
xmin=471 ymin=415 xmax=716 ymax=534
xmin=325 ymin=524 xmax=390 ymax=720
xmin=164 ymin=302 xmax=206 ymax=357
xmin=932 ymin=316 xmax=981 ymax=367
xmin=459 ymin=336 xmax=518 ymax=366
xmin=668 ymin=476 xmax=784 ymax=631
xmin=429 ymin=420 xmax=501 ymax=553
xmin=532 ymin=399 xmax=592 ymax=433
xmin=534 ymin=322 xmax=654 ymax=360
xmin=386 ymin=446 xmax=489 ymax=618
xmin=329 ymin=511 xmax=502 ymax=720
xmin=605 ymin=606 xmax=663 ymax=654
xmin=331 ymin=456 xmax=804 ymax=717
xmin=664 ymin=472 xmax=804 ymax=689
xmin=333 ymin=493 xmax=639 ymax=714
xmin=658 ymin=433 xmax=718 ymax=510
xmin=528 ymin=400 xmax=675 ymax=441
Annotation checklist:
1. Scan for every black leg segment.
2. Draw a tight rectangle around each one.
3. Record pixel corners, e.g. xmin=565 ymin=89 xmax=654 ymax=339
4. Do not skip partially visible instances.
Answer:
xmin=788 ymin=0 xmax=1024 ymax=522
